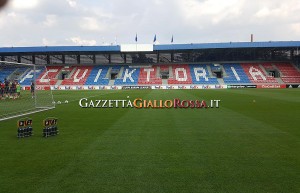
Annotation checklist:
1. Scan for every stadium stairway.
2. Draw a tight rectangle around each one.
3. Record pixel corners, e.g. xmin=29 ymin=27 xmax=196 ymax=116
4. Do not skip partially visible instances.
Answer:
xmin=36 ymin=66 xmax=63 ymax=85
xmin=162 ymin=79 xmax=168 ymax=85
xmin=20 ymin=68 xmax=31 ymax=80
xmin=7 ymin=67 xmax=29 ymax=81
xmin=217 ymin=78 xmax=225 ymax=85
xmin=109 ymin=80 xmax=115 ymax=86
xmin=223 ymin=64 xmax=251 ymax=84
xmin=106 ymin=67 xmax=112 ymax=79
xmin=156 ymin=66 xmax=161 ymax=77
xmin=271 ymin=63 xmax=281 ymax=72
xmin=61 ymin=66 xmax=92 ymax=85
xmin=206 ymin=65 xmax=214 ymax=77
xmin=56 ymin=80 xmax=63 ymax=86
xmin=241 ymin=63 xmax=278 ymax=84
xmin=259 ymin=64 xmax=269 ymax=76
xmin=12 ymin=63 xmax=299 ymax=87
xmin=0 ymin=67 xmax=16 ymax=81
xmin=292 ymin=63 xmax=300 ymax=72
xmin=117 ymin=67 xmax=124 ymax=79
xmin=221 ymin=65 xmax=228 ymax=77
xmin=69 ymin=67 xmax=77 ymax=78
xmin=275 ymin=78 xmax=284 ymax=84
xmin=168 ymin=66 xmax=173 ymax=78
xmin=275 ymin=63 xmax=300 ymax=83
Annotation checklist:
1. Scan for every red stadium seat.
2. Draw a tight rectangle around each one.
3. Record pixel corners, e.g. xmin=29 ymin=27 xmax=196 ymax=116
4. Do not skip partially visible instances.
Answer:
xmin=36 ymin=66 xmax=63 ymax=85
xmin=61 ymin=66 xmax=93 ymax=85
xmin=138 ymin=67 xmax=162 ymax=85
xmin=241 ymin=63 xmax=278 ymax=84
xmin=167 ymin=65 xmax=192 ymax=85
xmin=275 ymin=63 xmax=300 ymax=83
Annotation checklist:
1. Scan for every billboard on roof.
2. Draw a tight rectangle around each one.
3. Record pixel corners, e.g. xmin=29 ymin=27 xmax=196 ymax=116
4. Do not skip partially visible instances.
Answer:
xmin=120 ymin=44 xmax=153 ymax=52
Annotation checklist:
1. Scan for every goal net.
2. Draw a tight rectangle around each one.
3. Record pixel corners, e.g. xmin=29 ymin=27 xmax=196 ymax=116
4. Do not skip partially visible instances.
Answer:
xmin=0 ymin=61 xmax=55 ymax=121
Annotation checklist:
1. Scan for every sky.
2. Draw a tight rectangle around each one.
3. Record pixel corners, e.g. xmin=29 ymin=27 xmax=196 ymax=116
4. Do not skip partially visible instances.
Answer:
xmin=0 ymin=0 xmax=300 ymax=47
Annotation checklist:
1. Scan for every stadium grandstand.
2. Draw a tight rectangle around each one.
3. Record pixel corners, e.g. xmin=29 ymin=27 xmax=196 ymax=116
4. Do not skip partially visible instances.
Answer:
xmin=1 ymin=41 xmax=300 ymax=89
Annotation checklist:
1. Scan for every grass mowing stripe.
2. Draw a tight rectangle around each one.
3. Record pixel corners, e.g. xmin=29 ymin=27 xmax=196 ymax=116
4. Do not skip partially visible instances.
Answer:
xmin=0 ymin=91 xmax=129 ymax=193
xmin=31 ymin=90 xmax=152 ymax=193
xmin=52 ymin=90 xmax=132 ymax=103
xmin=0 ymin=89 xmax=299 ymax=193
xmin=222 ymin=89 xmax=300 ymax=103
xmin=36 ymin=90 xmax=300 ymax=192
xmin=184 ymin=89 xmax=300 ymax=137
xmin=173 ymin=90 xmax=300 ymax=193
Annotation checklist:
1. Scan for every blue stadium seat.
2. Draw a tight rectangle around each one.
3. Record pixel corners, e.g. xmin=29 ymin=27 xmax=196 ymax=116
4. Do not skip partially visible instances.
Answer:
xmin=0 ymin=67 xmax=17 ymax=81
xmin=114 ymin=66 xmax=140 ymax=85
xmin=190 ymin=64 xmax=219 ymax=84
xmin=19 ymin=67 xmax=44 ymax=86
xmin=85 ymin=66 xmax=110 ymax=85
xmin=223 ymin=64 xmax=251 ymax=84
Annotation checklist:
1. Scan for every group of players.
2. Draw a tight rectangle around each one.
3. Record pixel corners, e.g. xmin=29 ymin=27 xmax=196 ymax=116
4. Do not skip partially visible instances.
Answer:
xmin=0 ymin=79 xmax=21 ymax=99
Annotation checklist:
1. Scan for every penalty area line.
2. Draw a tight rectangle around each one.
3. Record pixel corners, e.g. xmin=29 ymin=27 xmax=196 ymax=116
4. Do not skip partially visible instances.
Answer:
xmin=0 ymin=107 xmax=55 ymax=122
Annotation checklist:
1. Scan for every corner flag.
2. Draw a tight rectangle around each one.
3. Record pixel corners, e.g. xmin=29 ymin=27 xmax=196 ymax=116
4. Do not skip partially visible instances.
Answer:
xmin=153 ymin=34 xmax=157 ymax=43
xmin=135 ymin=33 xmax=138 ymax=42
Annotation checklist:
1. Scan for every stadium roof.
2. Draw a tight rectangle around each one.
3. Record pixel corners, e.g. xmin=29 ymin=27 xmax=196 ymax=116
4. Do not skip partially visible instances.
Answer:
xmin=155 ymin=41 xmax=300 ymax=51
xmin=0 ymin=41 xmax=300 ymax=53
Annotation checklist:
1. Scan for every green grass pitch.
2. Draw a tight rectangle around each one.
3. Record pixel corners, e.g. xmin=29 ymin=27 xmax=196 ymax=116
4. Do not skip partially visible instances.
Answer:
xmin=0 ymin=89 xmax=299 ymax=193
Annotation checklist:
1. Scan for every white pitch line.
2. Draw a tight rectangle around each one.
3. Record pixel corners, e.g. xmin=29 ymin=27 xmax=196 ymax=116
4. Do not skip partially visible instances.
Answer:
xmin=0 ymin=107 xmax=55 ymax=122
xmin=61 ymin=90 xmax=130 ymax=104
